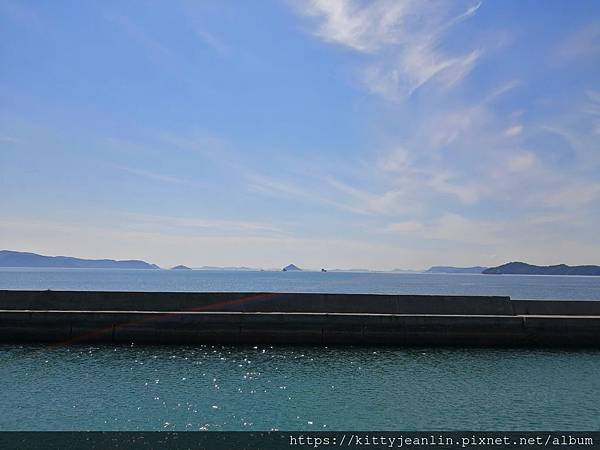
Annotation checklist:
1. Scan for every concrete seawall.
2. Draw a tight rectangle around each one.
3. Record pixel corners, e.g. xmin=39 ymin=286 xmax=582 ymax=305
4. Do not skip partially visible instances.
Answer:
xmin=1 ymin=290 xmax=599 ymax=347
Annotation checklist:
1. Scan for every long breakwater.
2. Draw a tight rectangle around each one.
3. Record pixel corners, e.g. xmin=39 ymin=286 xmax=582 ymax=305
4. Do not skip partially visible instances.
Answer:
xmin=0 ymin=290 xmax=599 ymax=347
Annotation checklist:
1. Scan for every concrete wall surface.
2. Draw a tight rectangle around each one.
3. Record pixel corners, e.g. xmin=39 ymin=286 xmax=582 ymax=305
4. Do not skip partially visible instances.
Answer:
xmin=0 ymin=310 xmax=599 ymax=347
xmin=0 ymin=291 xmax=599 ymax=347
xmin=0 ymin=290 xmax=516 ymax=314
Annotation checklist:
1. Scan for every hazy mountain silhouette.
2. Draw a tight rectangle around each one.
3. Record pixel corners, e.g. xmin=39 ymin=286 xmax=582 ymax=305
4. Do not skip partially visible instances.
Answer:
xmin=483 ymin=262 xmax=600 ymax=276
xmin=0 ymin=250 xmax=159 ymax=269
xmin=426 ymin=266 xmax=487 ymax=274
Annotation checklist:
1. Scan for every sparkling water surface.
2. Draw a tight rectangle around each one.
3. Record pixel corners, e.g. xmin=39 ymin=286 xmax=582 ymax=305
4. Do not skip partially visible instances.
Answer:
xmin=1 ymin=269 xmax=599 ymax=431
xmin=1 ymin=345 xmax=599 ymax=431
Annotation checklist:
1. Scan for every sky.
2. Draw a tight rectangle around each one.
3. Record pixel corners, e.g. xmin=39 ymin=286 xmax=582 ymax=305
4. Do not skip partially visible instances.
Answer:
xmin=1 ymin=0 xmax=600 ymax=270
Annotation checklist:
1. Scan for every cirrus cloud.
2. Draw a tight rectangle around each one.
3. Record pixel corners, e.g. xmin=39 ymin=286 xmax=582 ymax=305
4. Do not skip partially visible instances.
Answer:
xmin=296 ymin=0 xmax=483 ymax=99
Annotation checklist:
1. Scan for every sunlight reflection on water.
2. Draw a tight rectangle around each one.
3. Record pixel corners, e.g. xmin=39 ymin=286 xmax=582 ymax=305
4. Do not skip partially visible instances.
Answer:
xmin=1 ymin=344 xmax=599 ymax=430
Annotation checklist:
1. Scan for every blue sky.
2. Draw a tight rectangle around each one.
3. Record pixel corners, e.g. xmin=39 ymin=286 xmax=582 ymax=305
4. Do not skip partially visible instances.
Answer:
xmin=1 ymin=0 xmax=600 ymax=269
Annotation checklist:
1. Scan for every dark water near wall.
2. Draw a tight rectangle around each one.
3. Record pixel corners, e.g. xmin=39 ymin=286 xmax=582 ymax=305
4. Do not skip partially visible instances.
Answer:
xmin=1 ymin=344 xmax=599 ymax=431
xmin=1 ymin=269 xmax=599 ymax=431
xmin=2 ymin=268 xmax=600 ymax=299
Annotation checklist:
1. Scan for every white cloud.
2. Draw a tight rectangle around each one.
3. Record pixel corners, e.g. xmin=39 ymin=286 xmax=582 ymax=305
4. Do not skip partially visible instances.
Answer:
xmin=385 ymin=213 xmax=501 ymax=246
xmin=484 ymin=80 xmax=520 ymax=103
xmin=246 ymin=172 xmax=382 ymax=216
xmin=376 ymin=147 xmax=411 ymax=173
xmin=106 ymin=14 xmax=174 ymax=66
xmin=425 ymin=105 xmax=485 ymax=148
xmin=123 ymin=212 xmax=286 ymax=236
xmin=525 ymin=212 xmax=582 ymax=226
xmin=555 ymin=21 xmax=600 ymax=64
xmin=193 ymin=28 xmax=230 ymax=56
xmin=326 ymin=177 xmax=417 ymax=216
xmin=428 ymin=172 xmax=484 ymax=204
xmin=584 ymin=90 xmax=600 ymax=135
xmin=507 ymin=152 xmax=535 ymax=172
xmin=584 ymin=90 xmax=600 ymax=115
xmin=301 ymin=0 xmax=414 ymax=52
xmin=541 ymin=121 xmax=600 ymax=168
xmin=504 ymin=124 xmax=523 ymax=137
xmin=430 ymin=213 xmax=500 ymax=245
xmin=181 ymin=3 xmax=231 ymax=57
xmin=0 ymin=135 xmax=22 ymax=144
xmin=113 ymin=165 xmax=194 ymax=186
xmin=385 ymin=220 xmax=423 ymax=233
xmin=297 ymin=0 xmax=483 ymax=99
xmin=543 ymin=182 xmax=600 ymax=208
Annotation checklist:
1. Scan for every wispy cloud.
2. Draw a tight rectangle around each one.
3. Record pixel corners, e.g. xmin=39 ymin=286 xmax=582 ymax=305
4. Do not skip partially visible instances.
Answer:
xmin=325 ymin=177 xmax=419 ymax=216
xmin=154 ymin=132 xmax=420 ymax=218
xmin=506 ymin=151 xmax=535 ymax=172
xmin=106 ymin=14 xmax=175 ymax=66
xmin=113 ymin=165 xmax=194 ymax=186
xmin=386 ymin=213 xmax=502 ymax=246
xmin=296 ymin=0 xmax=483 ymax=99
xmin=504 ymin=125 xmax=523 ymax=137
xmin=542 ymin=182 xmax=600 ymax=208
xmin=554 ymin=21 xmax=600 ymax=64
xmin=385 ymin=210 xmax=597 ymax=256
xmin=0 ymin=135 xmax=22 ymax=144
xmin=246 ymin=172 xmax=377 ymax=216
xmin=123 ymin=212 xmax=286 ymax=236
xmin=484 ymin=79 xmax=520 ymax=103
xmin=385 ymin=220 xmax=423 ymax=234
xmin=428 ymin=172 xmax=484 ymax=204
xmin=193 ymin=27 xmax=230 ymax=56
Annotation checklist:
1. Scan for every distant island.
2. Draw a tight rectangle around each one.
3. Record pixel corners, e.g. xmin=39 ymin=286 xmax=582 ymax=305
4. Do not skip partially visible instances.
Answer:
xmin=483 ymin=262 xmax=600 ymax=276
xmin=389 ymin=268 xmax=421 ymax=273
xmin=426 ymin=266 xmax=487 ymax=274
xmin=0 ymin=250 xmax=159 ymax=269
xmin=4 ymin=250 xmax=597 ymax=276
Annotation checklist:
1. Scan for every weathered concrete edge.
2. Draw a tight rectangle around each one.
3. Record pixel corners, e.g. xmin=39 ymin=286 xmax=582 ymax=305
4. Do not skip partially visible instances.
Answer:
xmin=3 ymin=290 xmax=600 ymax=316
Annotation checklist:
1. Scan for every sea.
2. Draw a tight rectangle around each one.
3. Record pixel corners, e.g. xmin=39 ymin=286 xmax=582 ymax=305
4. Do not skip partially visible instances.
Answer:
xmin=0 ymin=268 xmax=599 ymax=431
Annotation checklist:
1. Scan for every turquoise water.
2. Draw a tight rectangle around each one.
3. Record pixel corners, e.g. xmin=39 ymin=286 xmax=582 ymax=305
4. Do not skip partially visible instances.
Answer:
xmin=2 ymin=268 xmax=600 ymax=299
xmin=1 ymin=344 xmax=599 ymax=431
xmin=1 ymin=269 xmax=600 ymax=431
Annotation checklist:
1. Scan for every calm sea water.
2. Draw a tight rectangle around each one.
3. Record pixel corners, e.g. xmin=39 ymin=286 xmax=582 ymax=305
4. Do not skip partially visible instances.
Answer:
xmin=1 ymin=345 xmax=599 ymax=431
xmin=2 ymin=267 xmax=600 ymax=299
xmin=1 ymin=269 xmax=599 ymax=431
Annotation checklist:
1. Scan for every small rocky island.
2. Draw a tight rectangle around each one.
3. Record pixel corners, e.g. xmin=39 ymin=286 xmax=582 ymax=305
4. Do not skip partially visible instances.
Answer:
xmin=282 ymin=264 xmax=302 ymax=272
xmin=171 ymin=265 xmax=192 ymax=270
